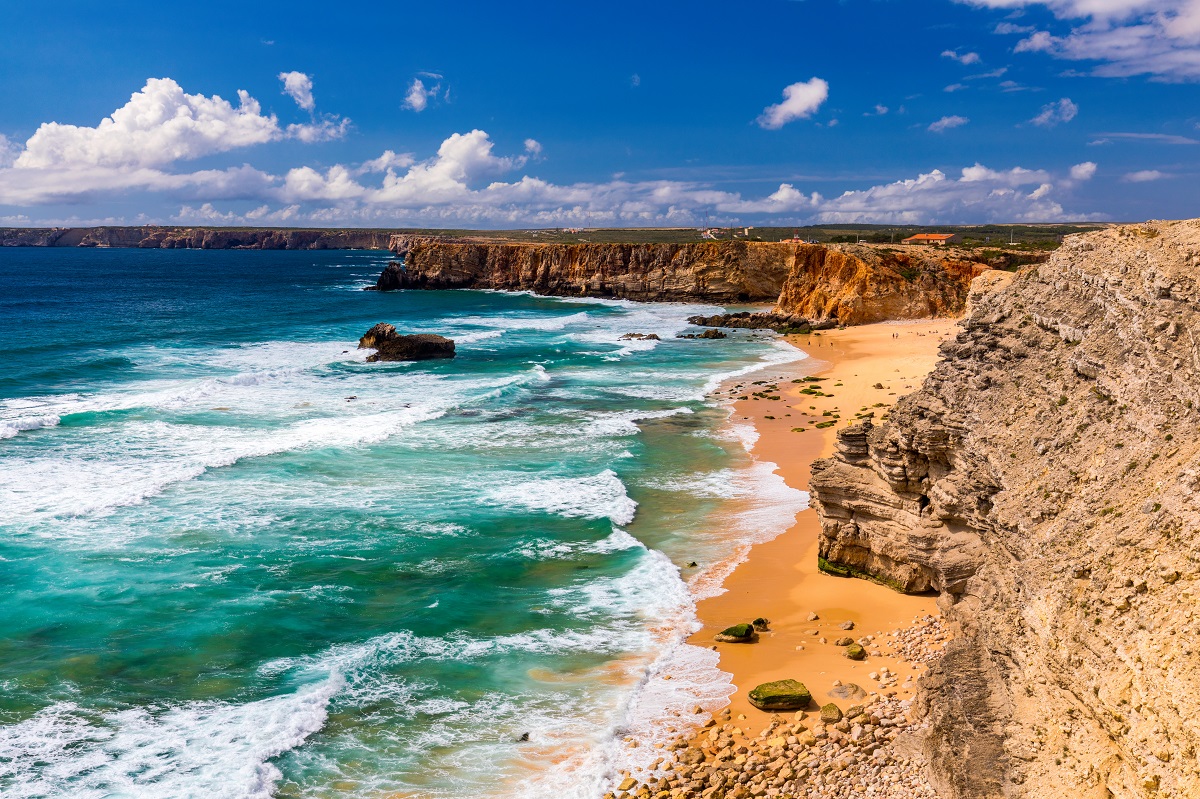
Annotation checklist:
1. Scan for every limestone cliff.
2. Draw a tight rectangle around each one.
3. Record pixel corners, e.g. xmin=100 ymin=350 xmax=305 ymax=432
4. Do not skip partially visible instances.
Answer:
xmin=810 ymin=220 xmax=1200 ymax=798
xmin=384 ymin=240 xmax=1012 ymax=316
xmin=772 ymin=244 xmax=993 ymax=324
xmin=387 ymin=241 xmax=796 ymax=302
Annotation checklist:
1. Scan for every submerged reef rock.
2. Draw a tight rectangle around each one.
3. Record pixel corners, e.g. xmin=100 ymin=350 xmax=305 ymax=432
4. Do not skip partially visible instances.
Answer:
xmin=358 ymin=323 xmax=455 ymax=362
xmin=810 ymin=219 xmax=1200 ymax=798
xmin=748 ymin=679 xmax=812 ymax=711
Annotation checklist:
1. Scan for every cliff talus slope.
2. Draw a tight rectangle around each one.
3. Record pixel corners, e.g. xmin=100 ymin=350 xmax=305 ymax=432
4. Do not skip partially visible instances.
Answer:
xmin=810 ymin=221 xmax=1200 ymax=797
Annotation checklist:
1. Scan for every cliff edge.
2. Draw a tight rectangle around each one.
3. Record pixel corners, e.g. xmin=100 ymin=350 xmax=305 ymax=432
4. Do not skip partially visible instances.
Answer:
xmin=384 ymin=240 xmax=1019 ymax=319
xmin=810 ymin=220 xmax=1200 ymax=797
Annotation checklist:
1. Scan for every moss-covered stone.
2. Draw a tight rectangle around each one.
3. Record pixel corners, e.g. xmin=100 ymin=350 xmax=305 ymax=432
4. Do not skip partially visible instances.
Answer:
xmin=844 ymin=643 xmax=866 ymax=660
xmin=715 ymin=623 xmax=756 ymax=643
xmin=748 ymin=679 xmax=812 ymax=711
xmin=819 ymin=703 xmax=843 ymax=723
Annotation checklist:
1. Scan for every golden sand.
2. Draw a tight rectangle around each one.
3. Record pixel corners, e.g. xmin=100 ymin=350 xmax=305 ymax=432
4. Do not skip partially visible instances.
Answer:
xmin=690 ymin=320 xmax=955 ymax=727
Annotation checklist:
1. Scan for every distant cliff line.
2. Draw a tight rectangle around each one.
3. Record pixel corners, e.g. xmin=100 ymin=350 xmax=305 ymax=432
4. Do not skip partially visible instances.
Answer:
xmin=1 ymin=226 xmax=1046 ymax=325
xmin=377 ymin=240 xmax=1046 ymax=325
xmin=0 ymin=225 xmax=406 ymax=251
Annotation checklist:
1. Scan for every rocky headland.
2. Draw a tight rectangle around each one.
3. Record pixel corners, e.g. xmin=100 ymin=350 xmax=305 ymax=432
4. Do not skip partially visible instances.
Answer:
xmin=374 ymin=240 xmax=1030 ymax=323
xmin=809 ymin=220 xmax=1200 ymax=798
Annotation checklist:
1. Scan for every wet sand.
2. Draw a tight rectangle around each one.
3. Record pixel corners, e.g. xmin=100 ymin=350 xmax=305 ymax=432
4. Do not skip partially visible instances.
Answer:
xmin=691 ymin=320 xmax=955 ymax=726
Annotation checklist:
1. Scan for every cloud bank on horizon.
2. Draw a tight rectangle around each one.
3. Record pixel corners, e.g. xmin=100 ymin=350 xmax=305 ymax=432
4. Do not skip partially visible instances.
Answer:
xmin=0 ymin=76 xmax=1099 ymax=227
xmin=0 ymin=0 xmax=1194 ymax=228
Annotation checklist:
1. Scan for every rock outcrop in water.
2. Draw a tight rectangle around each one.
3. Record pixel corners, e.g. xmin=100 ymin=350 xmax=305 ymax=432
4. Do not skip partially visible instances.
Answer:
xmin=358 ymin=324 xmax=455 ymax=362
xmin=810 ymin=220 xmax=1200 ymax=798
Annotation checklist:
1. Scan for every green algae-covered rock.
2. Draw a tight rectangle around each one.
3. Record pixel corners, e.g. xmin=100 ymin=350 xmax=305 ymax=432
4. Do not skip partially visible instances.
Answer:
xmin=819 ymin=702 xmax=843 ymax=723
xmin=844 ymin=643 xmax=866 ymax=660
xmin=715 ymin=623 xmax=756 ymax=643
xmin=748 ymin=679 xmax=812 ymax=711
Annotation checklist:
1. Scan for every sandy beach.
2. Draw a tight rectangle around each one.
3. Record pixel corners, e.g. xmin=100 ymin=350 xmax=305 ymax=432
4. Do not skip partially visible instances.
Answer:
xmin=693 ymin=319 xmax=955 ymax=724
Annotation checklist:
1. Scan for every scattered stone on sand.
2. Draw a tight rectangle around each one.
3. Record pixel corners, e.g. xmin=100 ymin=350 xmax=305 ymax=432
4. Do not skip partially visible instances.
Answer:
xmin=605 ymin=617 xmax=951 ymax=799
xmin=748 ymin=679 xmax=813 ymax=711
xmin=715 ymin=623 xmax=757 ymax=643
xmin=839 ymin=620 xmax=856 ymax=631
xmin=834 ymin=636 xmax=855 ymax=647
xmin=829 ymin=682 xmax=867 ymax=701
xmin=806 ymin=612 xmax=820 ymax=621
xmin=845 ymin=643 xmax=866 ymax=660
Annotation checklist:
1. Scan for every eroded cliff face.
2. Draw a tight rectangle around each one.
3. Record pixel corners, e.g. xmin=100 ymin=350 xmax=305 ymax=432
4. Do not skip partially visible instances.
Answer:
xmin=0 ymin=226 xmax=393 ymax=250
xmin=390 ymin=241 xmax=796 ymax=302
xmin=810 ymin=221 xmax=1200 ymax=798
xmin=387 ymin=240 xmax=1008 ymax=316
xmin=773 ymin=244 xmax=993 ymax=324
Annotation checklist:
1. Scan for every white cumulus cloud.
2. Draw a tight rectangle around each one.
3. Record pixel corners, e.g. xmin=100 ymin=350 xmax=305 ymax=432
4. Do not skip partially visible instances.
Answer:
xmin=0 ymin=77 xmax=345 ymax=205
xmin=1069 ymin=161 xmax=1098 ymax=180
xmin=942 ymin=49 xmax=983 ymax=65
xmin=1031 ymin=97 xmax=1079 ymax=126
xmin=279 ymin=71 xmax=315 ymax=112
xmin=16 ymin=78 xmax=281 ymax=169
xmin=965 ymin=0 xmax=1200 ymax=79
xmin=403 ymin=78 xmax=441 ymax=112
xmin=929 ymin=115 xmax=970 ymax=132
xmin=757 ymin=78 xmax=829 ymax=129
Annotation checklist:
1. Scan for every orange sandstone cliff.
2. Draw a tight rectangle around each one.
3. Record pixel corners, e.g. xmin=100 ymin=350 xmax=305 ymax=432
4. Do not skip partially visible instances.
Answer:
xmin=379 ymin=239 xmax=1031 ymax=323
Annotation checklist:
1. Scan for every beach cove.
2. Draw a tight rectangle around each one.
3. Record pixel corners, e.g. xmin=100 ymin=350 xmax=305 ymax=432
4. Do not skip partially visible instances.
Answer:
xmin=610 ymin=320 xmax=957 ymax=799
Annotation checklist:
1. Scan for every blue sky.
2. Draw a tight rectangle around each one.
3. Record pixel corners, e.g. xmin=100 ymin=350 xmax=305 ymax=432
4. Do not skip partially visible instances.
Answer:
xmin=0 ymin=0 xmax=1196 ymax=227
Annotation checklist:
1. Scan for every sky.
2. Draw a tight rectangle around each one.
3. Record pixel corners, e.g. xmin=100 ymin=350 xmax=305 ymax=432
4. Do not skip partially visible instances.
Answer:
xmin=0 ymin=0 xmax=1197 ymax=228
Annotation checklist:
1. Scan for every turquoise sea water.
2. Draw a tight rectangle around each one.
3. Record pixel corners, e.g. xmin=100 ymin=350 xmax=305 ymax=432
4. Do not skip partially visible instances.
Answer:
xmin=0 ymin=248 xmax=807 ymax=799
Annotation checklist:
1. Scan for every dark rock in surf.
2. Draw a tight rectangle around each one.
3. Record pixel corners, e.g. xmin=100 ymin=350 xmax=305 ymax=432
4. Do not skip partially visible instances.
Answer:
xmin=358 ymin=323 xmax=455 ymax=362
xmin=366 ymin=261 xmax=406 ymax=291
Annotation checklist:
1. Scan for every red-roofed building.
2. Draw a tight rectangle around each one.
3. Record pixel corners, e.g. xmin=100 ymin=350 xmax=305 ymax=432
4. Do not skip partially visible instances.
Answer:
xmin=902 ymin=233 xmax=960 ymax=246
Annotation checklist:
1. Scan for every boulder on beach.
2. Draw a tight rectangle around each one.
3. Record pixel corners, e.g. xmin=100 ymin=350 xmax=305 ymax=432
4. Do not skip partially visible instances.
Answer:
xmin=748 ymin=679 xmax=812 ymax=711
xmin=819 ymin=702 xmax=843 ymax=723
xmin=358 ymin=323 xmax=456 ymax=362
xmin=752 ymin=617 xmax=770 ymax=631
xmin=845 ymin=642 xmax=866 ymax=660
xmin=829 ymin=682 xmax=867 ymax=701
xmin=715 ymin=623 xmax=757 ymax=643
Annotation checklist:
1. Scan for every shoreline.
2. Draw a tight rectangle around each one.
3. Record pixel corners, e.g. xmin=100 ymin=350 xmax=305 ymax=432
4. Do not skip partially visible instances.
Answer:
xmin=695 ymin=320 xmax=954 ymax=718
xmin=609 ymin=320 xmax=956 ymax=797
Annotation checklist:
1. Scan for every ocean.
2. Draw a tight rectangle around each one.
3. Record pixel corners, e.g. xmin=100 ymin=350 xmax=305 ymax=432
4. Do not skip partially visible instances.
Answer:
xmin=0 ymin=248 xmax=808 ymax=799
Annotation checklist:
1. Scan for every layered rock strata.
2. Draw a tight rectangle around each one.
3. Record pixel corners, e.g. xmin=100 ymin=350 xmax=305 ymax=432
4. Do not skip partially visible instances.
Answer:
xmin=810 ymin=221 xmax=1200 ymax=798
xmin=382 ymin=241 xmax=796 ymax=303
xmin=383 ymin=240 xmax=1011 ymax=321
xmin=772 ymin=244 xmax=993 ymax=324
